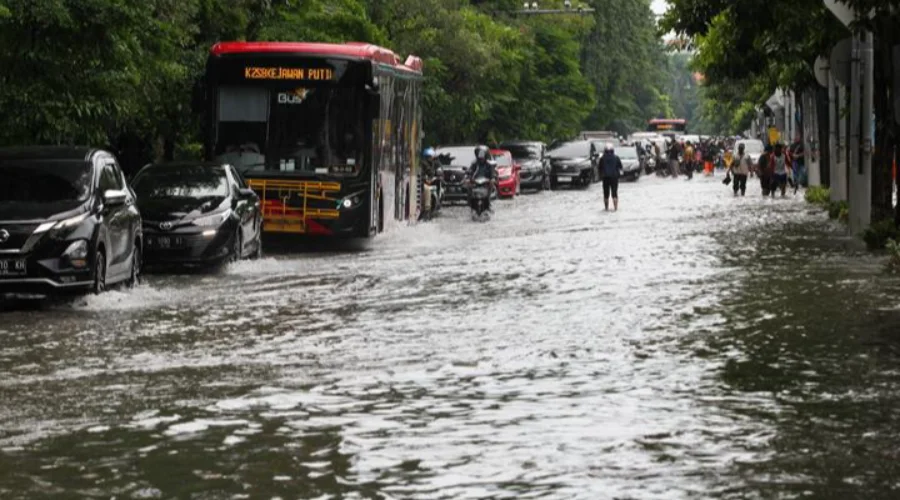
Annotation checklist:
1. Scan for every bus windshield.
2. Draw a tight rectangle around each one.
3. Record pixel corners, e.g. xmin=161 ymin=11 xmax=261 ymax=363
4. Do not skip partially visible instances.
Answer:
xmin=211 ymin=59 xmax=368 ymax=176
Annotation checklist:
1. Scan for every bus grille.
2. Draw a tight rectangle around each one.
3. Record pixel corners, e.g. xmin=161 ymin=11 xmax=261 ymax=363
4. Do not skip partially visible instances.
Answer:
xmin=247 ymin=179 xmax=341 ymax=234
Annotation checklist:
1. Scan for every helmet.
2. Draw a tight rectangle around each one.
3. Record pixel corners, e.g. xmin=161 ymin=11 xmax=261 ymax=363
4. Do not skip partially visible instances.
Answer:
xmin=423 ymin=147 xmax=435 ymax=158
xmin=474 ymin=145 xmax=489 ymax=161
xmin=605 ymin=142 xmax=614 ymax=152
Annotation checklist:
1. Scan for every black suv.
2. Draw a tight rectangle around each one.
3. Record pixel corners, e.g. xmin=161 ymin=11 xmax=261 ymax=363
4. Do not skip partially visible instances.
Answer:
xmin=498 ymin=141 xmax=551 ymax=191
xmin=435 ymin=146 xmax=494 ymax=204
xmin=547 ymin=140 xmax=600 ymax=189
xmin=0 ymin=147 xmax=143 ymax=295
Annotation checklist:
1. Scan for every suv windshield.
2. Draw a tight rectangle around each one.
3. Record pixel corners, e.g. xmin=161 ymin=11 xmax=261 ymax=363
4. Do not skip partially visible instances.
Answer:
xmin=549 ymin=141 xmax=591 ymax=158
xmin=501 ymin=144 xmax=540 ymax=160
xmin=436 ymin=147 xmax=477 ymax=167
xmin=0 ymin=161 xmax=92 ymax=204
xmin=132 ymin=167 xmax=229 ymax=199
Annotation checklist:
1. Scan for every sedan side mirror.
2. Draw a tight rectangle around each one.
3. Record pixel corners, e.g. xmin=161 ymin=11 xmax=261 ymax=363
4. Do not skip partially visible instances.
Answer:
xmin=103 ymin=189 xmax=127 ymax=207
xmin=239 ymin=187 xmax=257 ymax=199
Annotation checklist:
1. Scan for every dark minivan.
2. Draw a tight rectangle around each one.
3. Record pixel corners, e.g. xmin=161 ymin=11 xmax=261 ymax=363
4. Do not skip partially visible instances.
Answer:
xmin=131 ymin=162 xmax=262 ymax=267
xmin=0 ymin=147 xmax=142 ymax=295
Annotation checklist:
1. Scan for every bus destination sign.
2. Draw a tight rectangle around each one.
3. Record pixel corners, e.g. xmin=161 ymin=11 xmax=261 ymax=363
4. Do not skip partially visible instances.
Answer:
xmin=244 ymin=66 xmax=335 ymax=81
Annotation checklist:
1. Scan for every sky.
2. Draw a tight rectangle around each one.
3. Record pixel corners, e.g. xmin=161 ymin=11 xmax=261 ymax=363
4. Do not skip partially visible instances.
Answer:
xmin=651 ymin=0 xmax=668 ymax=15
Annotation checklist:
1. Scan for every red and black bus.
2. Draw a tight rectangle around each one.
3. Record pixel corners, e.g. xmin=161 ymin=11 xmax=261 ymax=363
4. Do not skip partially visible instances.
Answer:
xmin=203 ymin=42 xmax=424 ymax=238
xmin=647 ymin=118 xmax=687 ymax=136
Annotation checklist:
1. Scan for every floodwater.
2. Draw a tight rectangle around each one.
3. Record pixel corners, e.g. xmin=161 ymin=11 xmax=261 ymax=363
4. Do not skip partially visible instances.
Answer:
xmin=2 ymin=176 xmax=900 ymax=499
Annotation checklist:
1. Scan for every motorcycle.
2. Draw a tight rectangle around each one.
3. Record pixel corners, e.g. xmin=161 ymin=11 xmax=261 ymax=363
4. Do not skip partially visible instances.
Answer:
xmin=468 ymin=176 xmax=493 ymax=220
xmin=420 ymin=163 xmax=444 ymax=221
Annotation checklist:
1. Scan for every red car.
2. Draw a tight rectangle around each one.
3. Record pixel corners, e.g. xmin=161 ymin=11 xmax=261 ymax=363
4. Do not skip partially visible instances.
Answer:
xmin=490 ymin=149 xmax=520 ymax=198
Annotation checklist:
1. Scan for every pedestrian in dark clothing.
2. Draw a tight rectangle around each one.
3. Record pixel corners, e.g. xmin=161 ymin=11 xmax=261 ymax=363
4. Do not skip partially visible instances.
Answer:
xmin=790 ymin=135 xmax=806 ymax=190
xmin=599 ymin=142 xmax=623 ymax=211
xmin=758 ymin=145 xmax=774 ymax=196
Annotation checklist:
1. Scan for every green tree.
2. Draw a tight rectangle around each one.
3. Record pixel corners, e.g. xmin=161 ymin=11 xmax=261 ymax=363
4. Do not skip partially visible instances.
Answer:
xmin=581 ymin=0 xmax=670 ymax=134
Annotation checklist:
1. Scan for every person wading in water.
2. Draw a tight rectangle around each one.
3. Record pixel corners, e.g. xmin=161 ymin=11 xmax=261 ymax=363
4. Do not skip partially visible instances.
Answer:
xmin=599 ymin=142 xmax=624 ymax=211
xmin=730 ymin=143 xmax=752 ymax=196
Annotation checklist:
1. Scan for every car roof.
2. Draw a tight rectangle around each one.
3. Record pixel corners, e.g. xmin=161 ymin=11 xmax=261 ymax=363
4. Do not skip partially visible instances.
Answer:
xmin=498 ymin=140 xmax=543 ymax=146
xmin=0 ymin=146 xmax=99 ymax=162
xmin=146 ymin=161 xmax=228 ymax=169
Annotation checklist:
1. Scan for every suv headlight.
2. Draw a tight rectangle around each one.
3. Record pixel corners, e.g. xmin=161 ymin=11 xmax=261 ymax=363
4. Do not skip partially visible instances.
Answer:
xmin=63 ymin=240 xmax=90 ymax=267
xmin=35 ymin=213 xmax=89 ymax=234
xmin=192 ymin=210 xmax=231 ymax=227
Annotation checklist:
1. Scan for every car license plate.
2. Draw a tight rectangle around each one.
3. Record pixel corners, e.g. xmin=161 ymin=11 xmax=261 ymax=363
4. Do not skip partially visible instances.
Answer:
xmin=557 ymin=176 xmax=572 ymax=183
xmin=0 ymin=259 xmax=26 ymax=276
xmin=157 ymin=236 xmax=171 ymax=249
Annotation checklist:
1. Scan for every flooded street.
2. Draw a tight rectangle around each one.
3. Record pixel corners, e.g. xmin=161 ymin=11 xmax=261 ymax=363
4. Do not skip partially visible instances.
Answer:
xmin=2 ymin=177 xmax=900 ymax=499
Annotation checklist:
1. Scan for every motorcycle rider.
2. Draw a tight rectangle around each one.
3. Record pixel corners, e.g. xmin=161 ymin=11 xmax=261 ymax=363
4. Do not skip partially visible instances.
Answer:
xmin=420 ymin=147 xmax=441 ymax=220
xmin=467 ymin=145 xmax=496 ymax=211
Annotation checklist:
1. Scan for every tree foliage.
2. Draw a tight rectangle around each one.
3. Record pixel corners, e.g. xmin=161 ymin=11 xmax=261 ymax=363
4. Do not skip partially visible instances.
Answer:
xmin=0 ymin=0 xmax=668 ymax=169
xmin=582 ymin=0 xmax=670 ymax=134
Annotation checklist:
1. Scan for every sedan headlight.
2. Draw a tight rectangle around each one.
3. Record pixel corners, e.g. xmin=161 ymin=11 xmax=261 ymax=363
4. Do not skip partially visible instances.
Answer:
xmin=192 ymin=210 xmax=231 ymax=227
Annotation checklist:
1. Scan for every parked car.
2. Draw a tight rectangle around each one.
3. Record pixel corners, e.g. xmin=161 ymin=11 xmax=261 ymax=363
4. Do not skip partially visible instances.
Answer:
xmin=498 ymin=141 xmax=550 ymax=191
xmin=0 ymin=147 xmax=142 ymax=296
xmin=490 ymin=149 xmax=520 ymax=198
xmin=435 ymin=146 xmax=494 ymax=204
xmin=548 ymin=140 xmax=599 ymax=189
xmin=131 ymin=162 xmax=262 ymax=267
xmin=614 ymin=146 xmax=642 ymax=181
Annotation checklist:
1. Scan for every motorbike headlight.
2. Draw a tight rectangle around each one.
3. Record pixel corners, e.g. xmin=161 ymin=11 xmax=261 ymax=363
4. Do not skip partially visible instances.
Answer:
xmin=500 ymin=175 xmax=512 ymax=181
xmin=192 ymin=210 xmax=231 ymax=227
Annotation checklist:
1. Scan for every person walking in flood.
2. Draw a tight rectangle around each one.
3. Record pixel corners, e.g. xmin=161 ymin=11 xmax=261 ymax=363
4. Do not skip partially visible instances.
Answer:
xmin=683 ymin=140 xmax=695 ymax=180
xmin=730 ymin=143 xmax=752 ymax=196
xmin=770 ymin=142 xmax=793 ymax=197
xmin=790 ymin=134 xmax=806 ymax=191
xmin=599 ymin=142 xmax=624 ymax=211
xmin=758 ymin=144 xmax=774 ymax=196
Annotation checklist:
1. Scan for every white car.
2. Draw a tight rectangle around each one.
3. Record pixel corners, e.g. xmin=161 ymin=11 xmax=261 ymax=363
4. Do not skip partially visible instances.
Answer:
xmin=734 ymin=139 xmax=765 ymax=164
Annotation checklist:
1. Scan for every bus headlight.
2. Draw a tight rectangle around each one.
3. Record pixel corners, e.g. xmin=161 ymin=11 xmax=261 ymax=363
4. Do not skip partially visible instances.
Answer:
xmin=342 ymin=199 xmax=353 ymax=208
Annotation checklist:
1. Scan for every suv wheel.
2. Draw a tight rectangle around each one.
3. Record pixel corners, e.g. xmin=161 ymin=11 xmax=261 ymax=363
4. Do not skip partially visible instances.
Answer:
xmin=230 ymin=230 xmax=243 ymax=263
xmin=251 ymin=237 xmax=263 ymax=260
xmin=127 ymin=243 xmax=141 ymax=288
xmin=93 ymin=250 xmax=106 ymax=295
